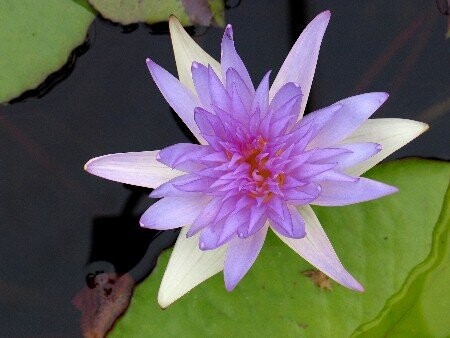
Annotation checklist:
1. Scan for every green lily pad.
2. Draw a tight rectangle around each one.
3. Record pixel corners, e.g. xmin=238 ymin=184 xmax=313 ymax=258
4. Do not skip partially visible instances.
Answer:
xmin=352 ymin=181 xmax=450 ymax=337
xmin=88 ymin=0 xmax=225 ymax=26
xmin=111 ymin=158 xmax=450 ymax=337
xmin=0 ymin=0 xmax=96 ymax=103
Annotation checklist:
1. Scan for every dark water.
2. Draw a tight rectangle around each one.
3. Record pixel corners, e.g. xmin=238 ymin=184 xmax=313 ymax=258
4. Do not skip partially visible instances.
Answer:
xmin=1 ymin=0 xmax=448 ymax=336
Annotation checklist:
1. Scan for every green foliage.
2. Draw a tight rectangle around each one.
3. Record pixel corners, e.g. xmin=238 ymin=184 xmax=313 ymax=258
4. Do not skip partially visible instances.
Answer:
xmin=111 ymin=159 xmax=450 ymax=337
xmin=0 ymin=0 xmax=96 ymax=103
xmin=88 ymin=0 xmax=224 ymax=26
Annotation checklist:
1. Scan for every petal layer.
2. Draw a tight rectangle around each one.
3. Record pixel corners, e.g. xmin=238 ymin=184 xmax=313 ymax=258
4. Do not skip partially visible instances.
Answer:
xmin=146 ymin=59 xmax=204 ymax=142
xmin=84 ymin=151 xmax=183 ymax=188
xmin=140 ymin=196 xmax=210 ymax=230
xmin=224 ymin=224 xmax=268 ymax=291
xmin=270 ymin=11 xmax=331 ymax=117
xmin=341 ymin=118 xmax=429 ymax=176
xmin=275 ymin=205 xmax=364 ymax=291
xmin=168 ymin=16 xmax=220 ymax=92
xmin=306 ymin=92 xmax=389 ymax=148
xmin=158 ymin=226 xmax=227 ymax=308
xmin=312 ymin=177 xmax=398 ymax=206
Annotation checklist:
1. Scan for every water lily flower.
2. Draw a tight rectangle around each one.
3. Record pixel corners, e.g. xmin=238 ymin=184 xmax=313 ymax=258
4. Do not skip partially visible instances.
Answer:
xmin=85 ymin=11 xmax=428 ymax=308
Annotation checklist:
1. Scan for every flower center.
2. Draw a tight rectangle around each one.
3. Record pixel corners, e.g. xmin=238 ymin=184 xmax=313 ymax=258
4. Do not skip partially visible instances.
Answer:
xmin=239 ymin=136 xmax=284 ymax=202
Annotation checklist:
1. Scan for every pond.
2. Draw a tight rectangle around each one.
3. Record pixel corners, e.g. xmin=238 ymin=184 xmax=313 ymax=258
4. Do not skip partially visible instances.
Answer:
xmin=1 ymin=0 xmax=449 ymax=336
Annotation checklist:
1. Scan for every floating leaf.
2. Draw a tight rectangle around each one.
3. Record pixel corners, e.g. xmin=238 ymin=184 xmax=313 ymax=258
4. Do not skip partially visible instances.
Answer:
xmin=88 ymin=0 xmax=225 ymax=26
xmin=353 ymin=183 xmax=450 ymax=337
xmin=109 ymin=159 xmax=450 ymax=337
xmin=0 ymin=0 xmax=96 ymax=103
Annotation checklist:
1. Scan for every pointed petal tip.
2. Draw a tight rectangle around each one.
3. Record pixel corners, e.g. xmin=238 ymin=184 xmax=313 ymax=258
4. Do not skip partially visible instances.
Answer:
xmin=83 ymin=157 xmax=95 ymax=172
xmin=322 ymin=10 xmax=331 ymax=18
xmin=224 ymin=280 xmax=237 ymax=292
xmin=157 ymin=291 xmax=173 ymax=309
xmin=350 ymin=280 xmax=365 ymax=292
xmin=379 ymin=92 xmax=389 ymax=103
xmin=168 ymin=14 xmax=180 ymax=26
xmin=224 ymin=24 xmax=233 ymax=39
xmin=419 ymin=121 xmax=430 ymax=133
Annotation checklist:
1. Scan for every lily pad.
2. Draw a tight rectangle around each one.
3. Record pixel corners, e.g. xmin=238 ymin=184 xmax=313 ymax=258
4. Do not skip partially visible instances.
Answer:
xmin=88 ymin=0 xmax=225 ymax=26
xmin=0 ymin=0 xmax=96 ymax=103
xmin=110 ymin=158 xmax=450 ymax=337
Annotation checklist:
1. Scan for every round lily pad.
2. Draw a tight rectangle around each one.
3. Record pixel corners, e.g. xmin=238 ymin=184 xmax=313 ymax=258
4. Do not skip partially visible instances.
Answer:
xmin=0 ymin=0 xmax=96 ymax=103
xmin=88 ymin=0 xmax=225 ymax=26
xmin=110 ymin=159 xmax=450 ymax=337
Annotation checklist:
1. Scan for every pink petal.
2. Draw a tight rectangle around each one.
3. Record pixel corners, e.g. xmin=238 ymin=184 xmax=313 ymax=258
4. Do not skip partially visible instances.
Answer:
xmin=146 ymin=58 xmax=204 ymax=143
xmin=84 ymin=151 xmax=182 ymax=188
xmin=270 ymin=11 xmax=331 ymax=117
xmin=140 ymin=196 xmax=210 ymax=230
xmin=224 ymin=224 xmax=269 ymax=291
xmin=275 ymin=206 xmax=364 ymax=291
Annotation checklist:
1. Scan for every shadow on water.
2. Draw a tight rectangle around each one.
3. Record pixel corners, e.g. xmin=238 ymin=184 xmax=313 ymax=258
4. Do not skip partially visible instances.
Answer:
xmin=86 ymin=184 xmax=179 ymax=284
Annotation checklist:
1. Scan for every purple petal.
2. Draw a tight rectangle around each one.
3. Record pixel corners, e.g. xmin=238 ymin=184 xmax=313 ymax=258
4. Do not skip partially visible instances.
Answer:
xmin=187 ymin=197 xmax=224 ymax=237
xmin=221 ymin=25 xmax=255 ymax=93
xmin=276 ymin=205 xmax=364 ymax=291
xmin=230 ymin=85 xmax=250 ymax=124
xmin=150 ymin=173 xmax=204 ymax=198
xmin=307 ymin=148 xmax=351 ymax=164
xmin=334 ymin=142 xmax=381 ymax=170
xmin=191 ymin=62 xmax=212 ymax=108
xmin=158 ymin=143 xmax=212 ymax=171
xmin=289 ymin=162 xmax=336 ymax=180
xmin=84 ymin=151 xmax=183 ymax=188
xmin=146 ymin=58 xmax=203 ymax=142
xmin=251 ymin=71 xmax=271 ymax=116
xmin=224 ymin=224 xmax=268 ymax=291
xmin=308 ymin=92 xmax=389 ymax=148
xmin=140 ymin=196 xmax=211 ymax=230
xmin=312 ymin=177 xmax=398 ymax=206
xmin=284 ymin=183 xmax=321 ymax=205
xmin=268 ymin=201 xmax=306 ymax=238
xmin=226 ymin=68 xmax=253 ymax=111
xmin=168 ymin=16 xmax=221 ymax=93
xmin=296 ymin=103 xmax=342 ymax=140
xmin=269 ymin=82 xmax=302 ymax=117
xmin=270 ymin=11 xmax=331 ymax=117
xmin=208 ymin=65 xmax=232 ymax=112
xmin=268 ymin=95 xmax=302 ymax=137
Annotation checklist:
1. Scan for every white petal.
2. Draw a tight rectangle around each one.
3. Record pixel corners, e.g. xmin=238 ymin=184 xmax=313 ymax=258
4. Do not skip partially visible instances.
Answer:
xmin=341 ymin=118 xmax=429 ymax=176
xmin=158 ymin=226 xmax=227 ymax=308
xmin=275 ymin=205 xmax=364 ymax=291
xmin=169 ymin=16 xmax=221 ymax=92
xmin=269 ymin=11 xmax=331 ymax=117
xmin=84 ymin=151 xmax=183 ymax=188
